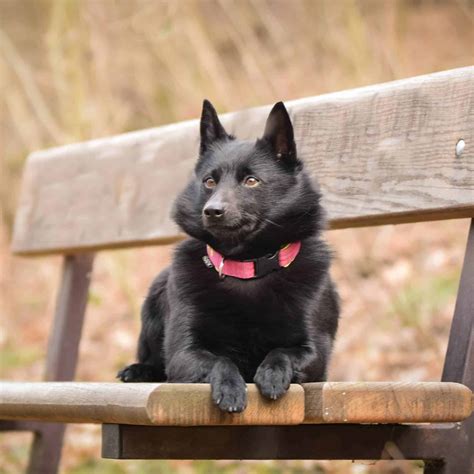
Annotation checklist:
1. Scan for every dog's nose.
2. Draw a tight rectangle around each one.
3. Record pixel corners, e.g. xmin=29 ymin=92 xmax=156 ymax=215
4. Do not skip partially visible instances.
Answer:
xmin=203 ymin=205 xmax=225 ymax=219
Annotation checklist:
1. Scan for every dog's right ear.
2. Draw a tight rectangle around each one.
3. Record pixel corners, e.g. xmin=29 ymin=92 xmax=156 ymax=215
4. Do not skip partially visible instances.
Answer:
xmin=200 ymin=100 xmax=229 ymax=155
xmin=262 ymin=102 xmax=296 ymax=163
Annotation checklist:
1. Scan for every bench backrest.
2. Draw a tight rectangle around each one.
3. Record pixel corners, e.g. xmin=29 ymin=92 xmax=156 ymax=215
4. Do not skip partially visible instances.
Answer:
xmin=12 ymin=67 xmax=474 ymax=256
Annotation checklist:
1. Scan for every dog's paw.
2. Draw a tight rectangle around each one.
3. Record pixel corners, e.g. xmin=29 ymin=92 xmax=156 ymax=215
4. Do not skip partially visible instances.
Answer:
xmin=209 ymin=362 xmax=247 ymax=414
xmin=211 ymin=376 xmax=247 ymax=413
xmin=254 ymin=359 xmax=292 ymax=400
xmin=117 ymin=363 xmax=159 ymax=382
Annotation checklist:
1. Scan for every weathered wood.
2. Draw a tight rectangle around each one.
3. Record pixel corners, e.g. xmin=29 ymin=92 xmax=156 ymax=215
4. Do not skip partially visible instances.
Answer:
xmin=0 ymin=383 xmax=160 ymax=425
xmin=303 ymin=382 xmax=473 ymax=424
xmin=145 ymin=383 xmax=304 ymax=425
xmin=44 ymin=254 xmax=94 ymax=381
xmin=442 ymin=219 xmax=474 ymax=388
xmin=0 ymin=383 xmax=304 ymax=426
xmin=101 ymin=422 xmax=462 ymax=460
xmin=12 ymin=67 xmax=474 ymax=256
xmin=1 ymin=382 xmax=471 ymax=426
xmin=27 ymin=424 xmax=64 ymax=474
xmin=0 ymin=421 xmax=44 ymax=432
xmin=437 ymin=218 xmax=474 ymax=474
xmin=26 ymin=253 xmax=94 ymax=474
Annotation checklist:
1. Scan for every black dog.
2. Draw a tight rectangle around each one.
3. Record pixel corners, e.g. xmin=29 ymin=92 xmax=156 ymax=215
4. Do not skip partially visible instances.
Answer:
xmin=118 ymin=100 xmax=340 ymax=413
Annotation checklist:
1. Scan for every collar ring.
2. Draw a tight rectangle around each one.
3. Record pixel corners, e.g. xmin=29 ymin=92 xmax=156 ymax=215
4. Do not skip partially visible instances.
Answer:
xmin=218 ymin=258 xmax=226 ymax=279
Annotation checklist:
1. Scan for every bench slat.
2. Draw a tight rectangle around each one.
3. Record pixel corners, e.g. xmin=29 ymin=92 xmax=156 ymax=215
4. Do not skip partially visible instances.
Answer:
xmin=0 ymin=382 xmax=304 ymax=426
xmin=0 ymin=382 xmax=471 ymax=426
xmin=12 ymin=67 xmax=474 ymax=256
xmin=303 ymin=381 xmax=473 ymax=424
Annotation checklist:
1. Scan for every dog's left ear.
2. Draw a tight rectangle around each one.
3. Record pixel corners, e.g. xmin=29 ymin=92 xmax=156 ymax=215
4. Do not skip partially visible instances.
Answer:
xmin=200 ymin=99 xmax=229 ymax=155
xmin=262 ymin=102 xmax=296 ymax=162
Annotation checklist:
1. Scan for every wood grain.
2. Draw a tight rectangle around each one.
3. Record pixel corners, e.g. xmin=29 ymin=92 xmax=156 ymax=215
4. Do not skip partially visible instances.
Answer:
xmin=0 ymin=381 xmax=471 ymax=426
xmin=146 ymin=383 xmax=304 ymax=426
xmin=0 ymin=383 xmax=159 ymax=425
xmin=303 ymin=381 xmax=473 ymax=424
xmin=12 ymin=67 xmax=474 ymax=255
xmin=0 ymin=382 xmax=304 ymax=426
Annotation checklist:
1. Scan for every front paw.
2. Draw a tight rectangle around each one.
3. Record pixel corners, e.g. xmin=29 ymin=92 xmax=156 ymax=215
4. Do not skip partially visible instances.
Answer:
xmin=211 ymin=376 xmax=247 ymax=413
xmin=209 ymin=365 xmax=247 ymax=413
xmin=254 ymin=358 xmax=292 ymax=400
xmin=117 ymin=363 xmax=158 ymax=382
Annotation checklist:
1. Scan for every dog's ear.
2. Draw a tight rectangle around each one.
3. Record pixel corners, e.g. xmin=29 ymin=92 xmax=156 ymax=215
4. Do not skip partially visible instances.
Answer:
xmin=200 ymin=99 xmax=229 ymax=155
xmin=262 ymin=102 xmax=296 ymax=162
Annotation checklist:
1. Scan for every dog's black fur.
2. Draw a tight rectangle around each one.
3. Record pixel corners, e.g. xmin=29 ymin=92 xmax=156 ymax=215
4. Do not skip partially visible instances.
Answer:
xmin=118 ymin=100 xmax=340 ymax=413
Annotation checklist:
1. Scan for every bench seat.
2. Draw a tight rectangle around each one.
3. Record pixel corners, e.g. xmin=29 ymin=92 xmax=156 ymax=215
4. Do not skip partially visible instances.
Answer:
xmin=1 ymin=381 xmax=471 ymax=426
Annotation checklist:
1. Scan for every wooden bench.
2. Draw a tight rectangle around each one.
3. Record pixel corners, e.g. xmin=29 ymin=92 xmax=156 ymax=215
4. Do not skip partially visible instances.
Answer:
xmin=1 ymin=66 xmax=473 ymax=474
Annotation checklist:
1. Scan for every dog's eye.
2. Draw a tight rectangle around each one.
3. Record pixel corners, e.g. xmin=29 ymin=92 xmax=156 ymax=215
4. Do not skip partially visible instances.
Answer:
xmin=203 ymin=177 xmax=217 ymax=189
xmin=243 ymin=176 xmax=260 ymax=187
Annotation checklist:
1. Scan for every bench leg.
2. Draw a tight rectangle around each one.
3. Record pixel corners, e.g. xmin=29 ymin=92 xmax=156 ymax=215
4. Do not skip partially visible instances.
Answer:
xmin=27 ymin=424 xmax=66 ymax=474
xmin=423 ymin=418 xmax=473 ymax=473
xmin=424 ymin=219 xmax=474 ymax=474
xmin=424 ymin=422 xmax=472 ymax=473
xmin=26 ymin=254 xmax=94 ymax=474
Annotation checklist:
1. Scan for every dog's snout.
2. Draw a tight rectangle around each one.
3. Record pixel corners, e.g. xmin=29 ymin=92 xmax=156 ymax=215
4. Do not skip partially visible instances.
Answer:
xmin=204 ymin=205 xmax=225 ymax=219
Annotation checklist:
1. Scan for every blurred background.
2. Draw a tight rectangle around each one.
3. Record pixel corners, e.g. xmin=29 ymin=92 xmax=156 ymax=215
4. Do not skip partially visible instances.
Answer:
xmin=0 ymin=0 xmax=473 ymax=473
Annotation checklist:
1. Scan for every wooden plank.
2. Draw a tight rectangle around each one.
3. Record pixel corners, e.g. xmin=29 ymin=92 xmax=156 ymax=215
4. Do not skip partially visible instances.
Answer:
xmin=44 ymin=254 xmax=94 ymax=381
xmin=145 ymin=383 xmax=304 ymax=426
xmin=0 ymin=383 xmax=304 ymax=426
xmin=0 ymin=382 xmax=471 ymax=426
xmin=442 ymin=219 xmax=474 ymax=387
xmin=101 ymin=423 xmax=461 ymax=460
xmin=27 ymin=253 xmax=93 ymax=474
xmin=12 ymin=67 xmax=474 ymax=256
xmin=0 ymin=383 xmax=159 ymax=425
xmin=439 ymin=219 xmax=474 ymax=474
xmin=303 ymin=382 xmax=473 ymax=424
xmin=0 ymin=421 xmax=43 ymax=432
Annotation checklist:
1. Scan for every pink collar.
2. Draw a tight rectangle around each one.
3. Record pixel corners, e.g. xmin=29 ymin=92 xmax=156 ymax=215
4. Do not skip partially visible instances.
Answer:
xmin=204 ymin=242 xmax=301 ymax=280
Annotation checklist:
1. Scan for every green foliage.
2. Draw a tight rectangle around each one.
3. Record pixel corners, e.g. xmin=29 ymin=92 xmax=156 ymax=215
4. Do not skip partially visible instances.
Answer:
xmin=69 ymin=459 xmax=127 ymax=474
xmin=390 ymin=272 xmax=458 ymax=328
xmin=88 ymin=289 xmax=103 ymax=307
xmin=0 ymin=436 xmax=30 ymax=474
xmin=0 ymin=344 xmax=41 ymax=374
xmin=67 ymin=460 xmax=327 ymax=474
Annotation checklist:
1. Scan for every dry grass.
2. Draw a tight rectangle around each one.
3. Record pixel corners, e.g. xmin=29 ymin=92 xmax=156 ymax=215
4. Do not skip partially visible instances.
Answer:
xmin=0 ymin=0 xmax=473 ymax=473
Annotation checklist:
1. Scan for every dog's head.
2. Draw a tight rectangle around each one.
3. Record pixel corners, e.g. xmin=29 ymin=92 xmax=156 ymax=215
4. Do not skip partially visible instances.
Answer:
xmin=173 ymin=100 xmax=324 ymax=257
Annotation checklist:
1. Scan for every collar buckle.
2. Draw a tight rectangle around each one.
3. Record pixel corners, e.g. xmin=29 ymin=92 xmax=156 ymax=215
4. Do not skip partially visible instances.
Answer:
xmin=254 ymin=251 xmax=281 ymax=278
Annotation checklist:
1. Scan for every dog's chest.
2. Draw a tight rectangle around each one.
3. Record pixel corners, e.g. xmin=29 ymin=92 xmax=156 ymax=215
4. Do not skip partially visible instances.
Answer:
xmin=192 ymin=277 xmax=309 ymax=362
